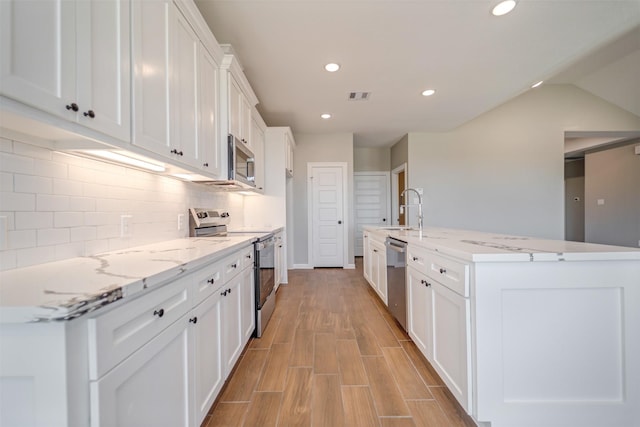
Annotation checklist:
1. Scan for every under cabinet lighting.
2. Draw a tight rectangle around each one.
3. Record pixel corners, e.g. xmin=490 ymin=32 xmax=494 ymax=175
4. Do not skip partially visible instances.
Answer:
xmin=78 ymin=150 xmax=166 ymax=172
xmin=492 ymin=0 xmax=516 ymax=16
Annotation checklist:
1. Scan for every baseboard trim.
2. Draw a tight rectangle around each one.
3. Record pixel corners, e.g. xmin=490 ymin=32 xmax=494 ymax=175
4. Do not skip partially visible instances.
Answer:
xmin=344 ymin=264 xmax=355 ymax=270
xmin=292 ymin=264 xmax=314 ymax=269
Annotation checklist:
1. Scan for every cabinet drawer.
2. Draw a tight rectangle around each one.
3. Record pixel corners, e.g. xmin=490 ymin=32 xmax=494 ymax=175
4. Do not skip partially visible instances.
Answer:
xmin=222 ymin=251 xmax=243 ymax=282
xmin=88 ymin=277 xmax=191 ymax=380
xmin=241 ymin=245 xmax=255 ymax=270
xmin=193 ymin=260 xmax=224 ymax=305
xmin=407 ymin=245 xmax=469 ymax=297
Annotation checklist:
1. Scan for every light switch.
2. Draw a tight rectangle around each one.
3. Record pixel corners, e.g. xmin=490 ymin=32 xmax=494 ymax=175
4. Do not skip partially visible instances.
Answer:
xmin=597 ymin=199 xmax=605 ymax=206
xmin=121 ymin=215 xmax=132 ymax=237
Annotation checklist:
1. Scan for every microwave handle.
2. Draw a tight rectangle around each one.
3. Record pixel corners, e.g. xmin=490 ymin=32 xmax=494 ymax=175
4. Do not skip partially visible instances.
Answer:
xmin=247 ymin=157 xmax=255 ymax=181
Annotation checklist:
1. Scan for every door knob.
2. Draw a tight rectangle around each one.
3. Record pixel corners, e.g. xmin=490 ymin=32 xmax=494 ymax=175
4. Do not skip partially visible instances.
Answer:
xmin=338 ymin=220 xmax=342 ymax=224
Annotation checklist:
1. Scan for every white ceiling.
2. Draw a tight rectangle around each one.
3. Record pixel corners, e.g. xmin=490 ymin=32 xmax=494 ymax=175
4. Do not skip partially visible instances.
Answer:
xmin=194 ymin=0 xmax=640 ymax=148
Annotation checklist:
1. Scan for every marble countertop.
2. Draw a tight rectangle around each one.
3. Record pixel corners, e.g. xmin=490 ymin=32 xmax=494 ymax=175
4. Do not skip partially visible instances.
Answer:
xmin=365 ymin=226 xmax=640 ymax=262
xmin=0 ymin=235 xmax=260 ymax=323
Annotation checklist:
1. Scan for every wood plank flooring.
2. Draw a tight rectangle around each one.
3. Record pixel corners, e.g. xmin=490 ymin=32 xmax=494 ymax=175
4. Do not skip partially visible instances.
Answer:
xmin=204 ymin=259 xmax=476 ymax=427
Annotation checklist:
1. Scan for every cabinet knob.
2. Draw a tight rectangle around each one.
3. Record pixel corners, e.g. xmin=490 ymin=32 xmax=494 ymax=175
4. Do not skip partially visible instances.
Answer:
xmin=207 ymin=278 xmax=215 ymax=284
xmin=420 ymin=279 xmax=431 ymax=287
xmin=227 ymin=288 xmax=232 ymax=294
xmin=83 ymin=110 xmax=95 ymax=118
xmin=221 ymin=290 xmax=227 ymax=296
xmin=412 ymin=257 xmax=419 ymax=261
xmin=65 ymin=103 xmax=79 ymax=112
xmin=153 ymin=308 xmax=165 ymax=318
xmin=203 ymin=162 xmax=209 ymax=167
xmin=373 ymin=249 xmax=378 ymax=253
xmin=189 ymin=317 xmax=198 ymax=324
xmin=170 ymin=149 xmax=184 ymax=156
xmin=439 ymin=268 xmax=447 ymax=274
xmin=231 ymin=263 xmax=237 ymax=269
xmin=246 ymin=254 xmax=252 ymax=259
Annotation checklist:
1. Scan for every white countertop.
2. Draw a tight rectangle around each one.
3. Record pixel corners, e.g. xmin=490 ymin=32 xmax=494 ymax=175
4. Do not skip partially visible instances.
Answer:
xmin=365 ymin=226 xmax=640 ymax=262
xmin=0 ymin=236 xmax=261 ymax=323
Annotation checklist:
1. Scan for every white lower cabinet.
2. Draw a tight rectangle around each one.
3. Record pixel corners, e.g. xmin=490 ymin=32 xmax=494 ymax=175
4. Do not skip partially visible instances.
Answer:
xmin=90 ymin=314 xmax=191 ymax=427
xmin=220 ymin=272 xmax=243 ymax=376
xmin=367 ymin=236 xmax=387 ymax=304
xmin=240 ymin=265 xmax=256 ymax=344
xmin=407 ymin=265 xmax=433 ymax=359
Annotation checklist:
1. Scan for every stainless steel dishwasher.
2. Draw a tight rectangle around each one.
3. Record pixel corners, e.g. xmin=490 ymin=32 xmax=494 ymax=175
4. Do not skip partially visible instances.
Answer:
xmin=386 ymin=237 xmax=408 ymax=331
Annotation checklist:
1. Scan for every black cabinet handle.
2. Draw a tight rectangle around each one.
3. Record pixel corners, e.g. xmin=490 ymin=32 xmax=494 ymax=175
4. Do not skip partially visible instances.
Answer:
xmin=373 ymin=249 xmax=378 ymax=253
xmin=231 ymin=263 xmax=237 ymax=269
xmin=207 ymin=278 xmax=215 ymax=284
xmin=412 ymin=257 xmax=419 ymax=261
xmin=189 ymin=317 xmax=198 ymax=324
xmin=221 ymin=290 xmax=227 ymax=296
xmin=65 ymin=103 xmax=79 ymax=112
xmin=153 ymin=308 xmax=165 ymax=318
xmin=170 ymin=149 xmax=184 ymax=156
xmin=420 ymin=279 xmax=431 ymax=287
xmin=383 ymin=218 xmax=386 ymax=222
xmin=246 ymin=254 xmax=252 ymax=259
xmin=203 ymin=162 xmax=209 ymax=167
xmin=439 ymin=268 xmax=447 ymax=274
xmin=83 ymin=110 xmax=95 ymax=118
xmin=227 ymin=288 xmax=232 ymax=294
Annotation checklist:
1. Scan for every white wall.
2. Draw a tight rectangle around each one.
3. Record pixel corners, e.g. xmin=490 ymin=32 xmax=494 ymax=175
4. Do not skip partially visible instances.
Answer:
xmin=407 ymin=84 xmax=640 ymax=239
xmin=354 ymin=147 xmax=390 ymax=172
xmin=292 ymin=133 xmax=354 ymax=267
xmin=0 ymin=133 xmax=245 ymax=271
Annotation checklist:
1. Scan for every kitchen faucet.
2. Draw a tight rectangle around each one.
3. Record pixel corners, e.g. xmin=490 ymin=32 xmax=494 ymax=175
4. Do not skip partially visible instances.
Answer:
xmin=401 ymin=188 xmax=423 ymax=231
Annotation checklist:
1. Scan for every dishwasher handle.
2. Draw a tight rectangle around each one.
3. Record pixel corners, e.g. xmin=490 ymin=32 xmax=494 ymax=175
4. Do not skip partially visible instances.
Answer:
xmin=386 ymin=238 xmax=406 ymax=253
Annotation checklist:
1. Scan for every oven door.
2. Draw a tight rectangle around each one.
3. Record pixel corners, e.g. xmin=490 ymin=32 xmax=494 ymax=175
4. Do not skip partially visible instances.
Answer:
xmin=257 ymin=237 xmax=275 ymax=309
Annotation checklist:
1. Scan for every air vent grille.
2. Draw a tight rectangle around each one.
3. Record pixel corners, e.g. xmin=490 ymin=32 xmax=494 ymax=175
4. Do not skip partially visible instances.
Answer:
xmin=348 ymin=91 xmax=371 ymax=101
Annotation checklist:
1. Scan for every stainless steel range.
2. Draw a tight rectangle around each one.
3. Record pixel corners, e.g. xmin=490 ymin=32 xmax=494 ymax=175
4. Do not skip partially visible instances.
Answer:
xmin=188 ymin=208 xmax=276 ymax=337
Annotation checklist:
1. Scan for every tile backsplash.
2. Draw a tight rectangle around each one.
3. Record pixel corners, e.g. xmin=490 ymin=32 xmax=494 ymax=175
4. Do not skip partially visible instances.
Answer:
xmin=0 ymin=133 xmax=245 ymax=271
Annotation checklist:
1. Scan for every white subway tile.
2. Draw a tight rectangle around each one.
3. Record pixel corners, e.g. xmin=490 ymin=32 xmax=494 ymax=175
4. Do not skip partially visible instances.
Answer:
xmin=13 ymin=141 xmax=52 ymax=161
xmin=14 ymin=174 xmax=53 ymax=194
xmin=37 ymin=228 xmax=70 ymax=246
xmin=83 ymin=182 xmax=112 ymax=198
xmin=55 ymin=242 xmax=84 ymax=260
xmin=54 ymin=212 xmax=83 ymax=228
xmin=69 ymin=196 xmax=96 ymax=212
xmin=0 ymin=172 xmax=13 ymax=191
xmin=33 ymin=158 xmax=68 ymax=179
xmin=96 ymin=224 xmax=119 ymax=240
xmin=70 ymin=226 xmax=97 ymax=242
xmin=0 ymin=192 xmax=36 ymax=211
xmin=53 ymin=178 xmax=83 ymax=196
xmin=68 ymin=165 xmax=97 ymax=183
xmin=84 ymin=212 xmax=109 ymax=226
xmin=16 ymin=246 xmax=56 ymax=268
xmin=36 ymin=194 xmax=69 ymax=211
xmin=15 ymin=212 xmax=53 ymax=230
xmin=0 ymin=250 xmax=17 ymax=271
xmin=0 ymin=212 xmax=15 ymax=231
xmin=84 ymin=239 xmax=109 ymax=256
xmin=0 ymin=137 xmax=12 ymax=153
xmin=0 ymin=152 xmax=35 ymax=175
xmin=8 ymin=229 xmax=36 ymax=249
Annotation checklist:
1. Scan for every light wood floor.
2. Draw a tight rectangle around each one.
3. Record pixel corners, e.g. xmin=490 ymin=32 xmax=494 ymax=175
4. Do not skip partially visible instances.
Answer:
xmin=203 ymin=259 xmax=476 ymax=427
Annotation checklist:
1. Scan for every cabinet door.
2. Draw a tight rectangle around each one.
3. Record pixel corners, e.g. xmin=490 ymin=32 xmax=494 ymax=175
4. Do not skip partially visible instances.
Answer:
xmin=363 ymin=232 xmax=370 ymax=281
xmin=407 ymin=265 xmax=433 ymax=360
xmin=284 ymin=133 xmax=294 ymax=176
xmin=76 ymin=0 xmax=130 ymax=141
xmin=0 ymin=0 xmax=76 ymax=118
xmin=240 ymin=266 xmax=256 ymax=344
xmin=251 ymin=117 xmax=265 ymax=191
xmin=221 ymin=274 xmax=243 ymax=376
xmin=170 ymin=6 xmax=200 ymax=168
xmin=90 ymin=316 xmax=191 ymax=427
xmin=432 ymin=282 xmax=471 ymax=412
xmin=190 ymin=291 xmax=223 ymax=426
xmin=199 ymin=45 xmax=220 ymax=176
xmin=228 ymin=77 xmax=242 ymax=139
xmin=131 ymin=0 xmax=171 ymax=152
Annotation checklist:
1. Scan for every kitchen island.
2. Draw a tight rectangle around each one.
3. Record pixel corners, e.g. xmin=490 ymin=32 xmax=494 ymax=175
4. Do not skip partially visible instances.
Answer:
xmin=364 ymin=226 xmax=640 ymax=427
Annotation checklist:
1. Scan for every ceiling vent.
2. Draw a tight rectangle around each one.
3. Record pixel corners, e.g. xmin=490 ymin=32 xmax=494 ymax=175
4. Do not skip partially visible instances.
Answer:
xmin=348 ymin=91 xmax=371 ymax=101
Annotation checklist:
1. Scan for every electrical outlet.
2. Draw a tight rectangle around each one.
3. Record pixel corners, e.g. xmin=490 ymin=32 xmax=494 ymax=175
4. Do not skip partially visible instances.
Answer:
xmin=597 ymin=199 xmax=605 ymax=206
xmin=177 ymin=214 xmax=185 ymax=231
xmin=0 ymin=216 xmax=7 ymax=250
xmin=120 ymin=215 xmax=132 ymax=238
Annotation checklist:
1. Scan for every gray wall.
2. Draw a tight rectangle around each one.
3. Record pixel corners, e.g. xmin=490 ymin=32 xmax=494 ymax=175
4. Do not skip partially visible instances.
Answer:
xmin=565 ymin=159 xmax=585 ymax=242
xmin=391 ymin=135 xmax=408 ymax=171
xmin=407 ymin=84 xmax=640 ymax=239
xmin=354 ymin=147 xmax=390 ymax=172
xmin=292 ymin=133 xmax=355 ymax=267
xmin=585 ymin=141 xmax=640 ymax=248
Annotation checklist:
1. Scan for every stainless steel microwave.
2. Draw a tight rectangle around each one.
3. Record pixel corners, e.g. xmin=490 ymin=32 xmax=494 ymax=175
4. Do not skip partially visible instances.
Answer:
xmin=228 ymin=134 xmax=255 ymax=188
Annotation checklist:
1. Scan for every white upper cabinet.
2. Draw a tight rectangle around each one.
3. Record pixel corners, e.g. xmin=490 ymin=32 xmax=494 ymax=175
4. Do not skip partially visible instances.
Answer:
xmin=228 ymin=76 xmax=242 ymax=141
xmin=0 ymin=0 xmax=130 ymax=141
xmin=251 ymin=113 xmax=266 ymax=192
xmin=199 ymin=46 xmax=220 ymax=176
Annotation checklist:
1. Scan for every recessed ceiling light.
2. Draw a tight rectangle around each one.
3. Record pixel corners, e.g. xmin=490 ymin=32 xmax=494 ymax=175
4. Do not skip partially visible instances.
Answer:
xmin=422 ymin=89 xmax=436 ymax=97
xmin=492 ymin=0 xmax=516 ymax=16
xmin=321 ymin=113 xmax=332 ymax=119
xmin=324 ymin=63 xmax=340 ymax=72
xmin=531 ymin=80 xmax=544 ymax=88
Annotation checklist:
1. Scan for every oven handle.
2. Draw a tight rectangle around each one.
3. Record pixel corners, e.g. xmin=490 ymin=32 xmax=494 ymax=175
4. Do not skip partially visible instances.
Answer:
xmin=386 ymin=239 xmax=406 ymax=253
xmin=256 ymin=237 xmax=275 ymax=251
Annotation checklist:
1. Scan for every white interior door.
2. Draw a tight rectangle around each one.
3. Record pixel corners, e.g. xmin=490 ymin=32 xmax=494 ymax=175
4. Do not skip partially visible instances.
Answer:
xmin=310 ymin=165 xmax=345 ymax=267
xmin=354 ymin=172 xmax=390 ymax=256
